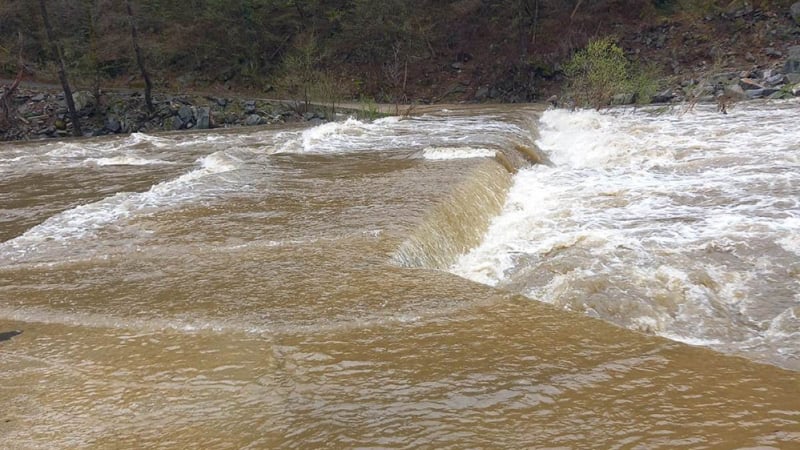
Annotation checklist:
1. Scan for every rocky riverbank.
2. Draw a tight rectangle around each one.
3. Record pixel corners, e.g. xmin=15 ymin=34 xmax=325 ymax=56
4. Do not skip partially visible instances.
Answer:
xmin=0 ymin=87 xmax=334 ymax=142
xmin=2 ymin=43 xmax=799 ymax=143
xmin=643 ymin=45 xmax=800 ymax=106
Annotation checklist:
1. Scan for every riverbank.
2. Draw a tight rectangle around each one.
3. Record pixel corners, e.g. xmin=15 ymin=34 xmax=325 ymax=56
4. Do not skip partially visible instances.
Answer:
xmin=1 ymin=41 xmax=799 ymax=143
xmin=0 ymin=85 xmax=341 ymax=142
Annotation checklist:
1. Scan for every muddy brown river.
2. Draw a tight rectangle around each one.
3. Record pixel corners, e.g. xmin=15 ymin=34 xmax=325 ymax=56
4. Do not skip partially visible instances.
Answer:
xmin=1 ymin=103 xmax=798 ymax=448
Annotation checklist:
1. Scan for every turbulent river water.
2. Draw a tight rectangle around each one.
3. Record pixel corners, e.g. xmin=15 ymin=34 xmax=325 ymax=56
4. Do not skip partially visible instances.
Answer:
xmin=1 ymin=101 xmax=798 ymax=448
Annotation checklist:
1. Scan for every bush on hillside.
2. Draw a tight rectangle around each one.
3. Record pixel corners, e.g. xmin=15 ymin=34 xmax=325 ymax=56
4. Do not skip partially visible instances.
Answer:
xmin=564 ymin=37 xmax=659 ymax=109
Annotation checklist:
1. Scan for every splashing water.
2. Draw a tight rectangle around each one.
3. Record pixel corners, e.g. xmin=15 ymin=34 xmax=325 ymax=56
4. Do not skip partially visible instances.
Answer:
xmin=453 ymin=100 xmax=800 ymax=370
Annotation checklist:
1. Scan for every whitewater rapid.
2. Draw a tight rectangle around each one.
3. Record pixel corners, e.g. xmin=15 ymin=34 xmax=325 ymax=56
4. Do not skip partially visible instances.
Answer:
xmin=453 ymin=100 xmax=800 ymax=369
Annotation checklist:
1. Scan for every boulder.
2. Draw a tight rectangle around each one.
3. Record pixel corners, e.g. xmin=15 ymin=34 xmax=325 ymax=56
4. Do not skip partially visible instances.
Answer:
xmin=195 ymin=107 xmax=211 ymax=129
xmin=171 ymin=115 xmax=184 ymax=130
xmin=788 ymin=73 xmax=800 ymax=84
xmin=739 ymin=78 xmax=765 ymax=90
xmin=177 ymin=105 xmax=193 ymax=124
xmin=791 ymin=2 xmax=800 ymax=25
xmin=709 ymin=72 xmax=739 ymax=86
xmin=72 ymin=91 xmax=94 ymax=111
xmin=765 ymin=48 xmax=783 ymax=58
xmin=474 ymin=86 xmax=490 ymax=101
xmin=723 ymin=84 xmax=747 ymax=100
xmin=105 ymin=116 xmax=122 ymax=133
xmin=245 ymin=114 xmax=262 ymax=126
xmin=651 ymin=89 xmax=675 ymax=103
xmin=244 ymin=101 xmax=257 ymax=114
xmin=764 ymin=73 xmax=787 ymax=87
xmin=611 ymin=93 xmax=635 ymax=105
xmin=786 ymin=46 xmax=800 ymax=73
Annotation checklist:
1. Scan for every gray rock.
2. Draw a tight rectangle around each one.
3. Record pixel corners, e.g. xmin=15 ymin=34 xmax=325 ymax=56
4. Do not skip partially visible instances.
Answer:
xmin=709 ymin=72 xmax=739 ymax=86
xmin=302 ymin=112 xmax=316 ymax=121
xmin=245 ymin=114 xmax=262 ymax=126
xmin=768 ymin=91 xmax=787 ymax=100
xmin=764 ymin=73 xmax=787 ymax=87
xmin=31 ymin=93 xmax=46 ymax=102
xmin=244 ymin=101 xmax=257 ymax=114
xmin=786 ymin=46 xmax=800 ymax=74
xmin=474 ymin=86 xmax=490 ymax=101
xmin=745 ymin=89 xmax=766 ymax=99
xmin=651 ymin=89 xmax=675 ymax=103
xmin=739 ymin=78 xmax=764 ymax=90
xmin=723 ymin=84 xmax=747 ymax=100
xmin=788 ymin=73 xmax=800 ymax=84
xmin=172 ymin=116 xmax=184 ymax=130
xmin=745 ymin=52 xmax=756 ymax=62
xmin=451 ymin=62 xmax=464 ymax=70
xmin=791 ymin=2 xmax=800 ymax=25
xmin=611 ymin=93 xmax=635 ymax=105
xmin=105 ymin=116 xmax=122 ymax=133
xmin=765 ymin=47 xmax=783 ymax=58
xmin=195 ymin=107 xmax=211 ymax=129
xmin=177 ymin=105 xmax=193 ymax=125
xmin=72 ymin=91 xmax=94 ymax=111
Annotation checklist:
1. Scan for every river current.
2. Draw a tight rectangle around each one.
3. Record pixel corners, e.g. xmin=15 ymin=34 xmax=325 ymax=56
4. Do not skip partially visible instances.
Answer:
xmin=1 ymin=101 xmax=798 ymax=448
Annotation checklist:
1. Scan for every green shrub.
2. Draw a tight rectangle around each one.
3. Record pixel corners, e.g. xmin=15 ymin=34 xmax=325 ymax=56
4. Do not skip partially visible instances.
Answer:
xmin=564 ymin=37 xmax=660 ymax=109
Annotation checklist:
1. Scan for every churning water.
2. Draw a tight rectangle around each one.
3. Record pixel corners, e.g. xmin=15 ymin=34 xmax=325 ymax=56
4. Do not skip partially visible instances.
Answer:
xmin=453 ymin=101 xmax=800 ymax=370
xmin=1 ymin=103 xmax=798 ymax=448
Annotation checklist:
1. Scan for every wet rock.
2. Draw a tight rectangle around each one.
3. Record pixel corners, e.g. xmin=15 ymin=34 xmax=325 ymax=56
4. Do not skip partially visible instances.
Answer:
xmin=0 ymin=330 xmax=22 ymax=342
xmin=244 ymin=101 xmax=257 ymax=114
xmin=451 ymin=62 xmax=465 ymax=70
xmin=172 ymin=115 xmax=184 ymax=130
xmin=31 ymin=93 xmax=46 ymax=102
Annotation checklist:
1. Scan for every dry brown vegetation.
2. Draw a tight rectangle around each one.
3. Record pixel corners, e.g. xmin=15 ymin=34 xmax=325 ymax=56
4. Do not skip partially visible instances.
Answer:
xmin=0 ymin=0 xmax=798 ymax=103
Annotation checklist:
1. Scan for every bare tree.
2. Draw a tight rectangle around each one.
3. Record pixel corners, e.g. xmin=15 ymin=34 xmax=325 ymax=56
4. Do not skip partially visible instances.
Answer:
xmin=0 ymin=33 xmax=26 ymax=134
xmin=39 ymin=0 xmax=82 ymax=137
xmin=126 ymin=0 xmax=154 ymax=113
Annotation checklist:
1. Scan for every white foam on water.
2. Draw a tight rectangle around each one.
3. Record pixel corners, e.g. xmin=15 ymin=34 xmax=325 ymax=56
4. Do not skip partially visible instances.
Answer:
xmin=421 ymin=146 xmax=496 ymax=160
xmin=275 ymin=114 xmax=533 ymax=155
xmin=0 ymin=151 xmax=241 ymax=261
xmin=85 ymin=156 xmax=170 ymax=166
xmin=452 ymin=100 xmax=800 ymax=369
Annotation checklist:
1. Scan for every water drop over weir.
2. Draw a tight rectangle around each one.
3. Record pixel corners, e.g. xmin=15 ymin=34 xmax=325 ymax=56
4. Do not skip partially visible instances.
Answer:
xmin=1 ymin=104 xmax=798 ymax=448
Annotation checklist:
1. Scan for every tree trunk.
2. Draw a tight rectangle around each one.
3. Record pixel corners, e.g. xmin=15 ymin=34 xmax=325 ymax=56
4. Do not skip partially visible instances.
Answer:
xmin=38 ymin=0 xmax=82 ymax=137
xmin=0 ymin=33 xmax=26 ymax=133
xmin=126 ymin=0 xmax=154 ymax=113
